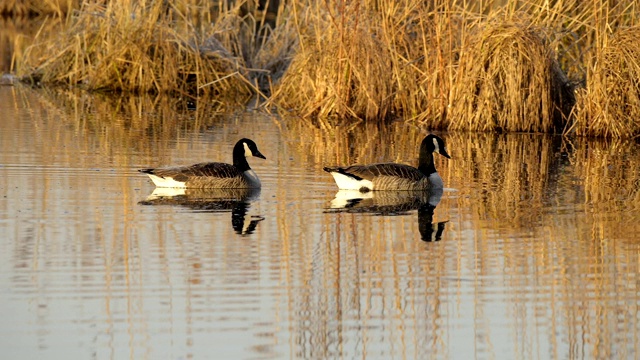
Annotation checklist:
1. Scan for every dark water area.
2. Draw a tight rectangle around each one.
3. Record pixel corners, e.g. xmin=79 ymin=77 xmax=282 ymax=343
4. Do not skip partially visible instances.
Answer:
xmin=1 ymin=85 xmax=639 ymax=359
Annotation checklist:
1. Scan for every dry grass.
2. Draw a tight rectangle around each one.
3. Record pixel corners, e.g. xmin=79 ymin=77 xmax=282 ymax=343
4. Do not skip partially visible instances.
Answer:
xmin=272 ymin=0 xmax=640 ymax=136
xmin=570 ymin=26 xmax=640 ymax=138
xmin=273 ymin=1 xmax=396 ymax=121
xmin=447 ymin=20 xmax=574 ymax=133
xmin=272 ymin=1 xmax=581 ymax=131
xmin=10 ymin=0 xmax=640 ymax=137
xmin=0 ymin=17 xmax=59 ymax=73
xmin=273 ymin=1 xmax=469 ymax=126
xmin=0 ymin=0 xmax=78 ymax=17
xmin=16 ymin=0 xmax=284 ymax=101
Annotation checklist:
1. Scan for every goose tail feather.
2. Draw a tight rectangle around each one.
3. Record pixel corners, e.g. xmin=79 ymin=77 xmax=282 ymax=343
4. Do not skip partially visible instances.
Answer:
xmin=138 ymin=168 xmax=156 ymax=175
xmin=324 ymin=166 xmax=364 ymax=181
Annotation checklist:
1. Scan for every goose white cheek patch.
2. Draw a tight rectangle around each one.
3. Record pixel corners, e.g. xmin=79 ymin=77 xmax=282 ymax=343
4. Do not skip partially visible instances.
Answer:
xmin=432 ymin=138 xmax=440 ymax=153
xmin=243 ymin=142 xmax=252 ymax=157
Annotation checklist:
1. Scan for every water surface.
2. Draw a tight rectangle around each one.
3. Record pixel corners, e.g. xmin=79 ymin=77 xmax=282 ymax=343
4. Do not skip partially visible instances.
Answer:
xmin=1 ymin=86 xmax=639 ymax=359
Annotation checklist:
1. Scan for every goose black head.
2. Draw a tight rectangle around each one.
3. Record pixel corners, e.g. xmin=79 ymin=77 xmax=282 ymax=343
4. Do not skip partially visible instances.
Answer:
xmin=238 ymin=138 xmax=266 ymax=160
xmin=422 ymin=134 xmax=451 ymax=159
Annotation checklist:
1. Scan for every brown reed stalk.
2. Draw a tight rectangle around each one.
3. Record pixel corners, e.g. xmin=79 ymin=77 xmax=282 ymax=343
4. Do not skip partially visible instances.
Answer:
xmin=0 ymin=0 xmax=78 ymax=17
xmin=274 ymin=1 xmax=470 ymax=126
xmin=17 ymin=0 xmax=254 ymax=99
xmin=274 ymin=0 xmax=637 ymax=137
xmin=382 ymin=2 xmax=470 ymax=128
xmin=274 ymin=0 xmax=396 ymax=124
xmin=10 ymin=0 xmax=640 ymax=138
xmin=447 ymin=17 xmax=574 ymax=133
xmin=570 ymin=26 xmax=640 ymax=138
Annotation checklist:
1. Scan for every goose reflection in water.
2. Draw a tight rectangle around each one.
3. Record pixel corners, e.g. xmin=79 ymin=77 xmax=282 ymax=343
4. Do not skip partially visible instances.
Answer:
xmin=326 ymin=189 xmax=447 ymax=242
xmin=138 ymin=188 xmax=264 ymax=236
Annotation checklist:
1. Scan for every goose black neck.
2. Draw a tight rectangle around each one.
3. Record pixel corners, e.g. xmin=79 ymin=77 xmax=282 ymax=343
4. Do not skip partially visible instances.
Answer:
xmin=417 ymin=147 xmax=436 ymax=176
xmin=232 ymin=142 xmax=251 ymax=172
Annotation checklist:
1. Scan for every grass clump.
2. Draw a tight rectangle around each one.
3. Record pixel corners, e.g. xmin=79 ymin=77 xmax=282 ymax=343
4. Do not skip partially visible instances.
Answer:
xmin=381 ymin=5 xmax=467 ymax=128
xmin=448 ymin=20 xmax=574 ymax=133
xmin=274 ymin=2 xmax=395 ymax=121
xmin=18 ymin=1 xmax=253 ymax=99
xmin=570 ymin=26 xmax=640 ymax=138
xmin=0 ymin=0 xmax=78 ymax=17
xmin=10 ymin=0 xmax=640 ymax=138
xmin=273 ymin=1 xmax=470 ymax=126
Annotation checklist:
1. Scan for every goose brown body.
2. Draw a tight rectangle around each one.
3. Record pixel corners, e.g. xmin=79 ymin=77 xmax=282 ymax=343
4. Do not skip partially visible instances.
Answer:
xmin=140 ymin=163 xmax=255 ymax=188
xmin=139 ymin=138 xmax=265 ymax=189
xmin=323 ymin=134 xmax=450 ymax=191
xmin=324 ymin=163 xmax=429 ymax=191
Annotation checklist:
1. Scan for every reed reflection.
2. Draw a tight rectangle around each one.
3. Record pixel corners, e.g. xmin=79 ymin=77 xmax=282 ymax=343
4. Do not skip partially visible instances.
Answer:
xmin=139 ymin=188 xmax=264 ymax=235
xmin=325 ymin=189 xmax=446 ymax=242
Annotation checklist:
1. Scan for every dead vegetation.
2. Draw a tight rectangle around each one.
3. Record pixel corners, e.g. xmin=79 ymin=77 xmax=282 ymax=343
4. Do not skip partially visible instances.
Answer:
xmin=16 ymin=0 xmax=294 ymax=102
xmin=447 ymin=20 xmax=574 ymax=133
xmin=0 ymin=0 xmax=78 ymax=17
xmin=570 ymin=26 xmax=640 ymax=138
xmin=8 ymin=0 xmax=640 ymax=137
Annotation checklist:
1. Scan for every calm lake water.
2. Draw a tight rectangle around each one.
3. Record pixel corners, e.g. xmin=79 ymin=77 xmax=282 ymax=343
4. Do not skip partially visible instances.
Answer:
xmin=1 ymin=85 xmax=639 ymax=359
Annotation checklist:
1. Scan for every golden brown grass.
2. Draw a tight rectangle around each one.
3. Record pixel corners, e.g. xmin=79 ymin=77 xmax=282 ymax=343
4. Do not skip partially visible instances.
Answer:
xmin=273 ymin=0 xmax=640 ymax=136
xmin=0 ymin=17 xmax=58 ymax=73
xmin=447 ymin=20 xmax=574 ymax=133
xmin=0 ymin=0 xmax=78 ymax=17
xmin=570 ymin=26 xmax=640 ymax=138
xmin=273 ymin=1 xmax=466 ymax=125
xmin=16 ymin=0 xmax=285 ymax=101
xmin=271 ymin=0 xmax=585 ymax=130
xmin=273 ymin=2 xmax=395 ymax=121
xmin=11 ymin=0 xmax=640 ymax=137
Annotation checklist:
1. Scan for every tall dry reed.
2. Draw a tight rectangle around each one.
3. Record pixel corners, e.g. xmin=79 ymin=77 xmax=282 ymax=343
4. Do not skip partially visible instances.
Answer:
xmin=570 ymin=26 xmax=640 ymax=138
xmin=273 ymin=0 xmax=640 ymax=136
xmin=11 ymin=0 xmax=640 ymax=137
xmin=17 ymin=1 xmax=262 ymax=100
xmin=447 ymin=20 xmax=573 ymax=133
xmin=0 ymin=0 xmax=78 ymax=17
xmin=273 ymin=1 xmax=395 ymax=121
xmin=273 ymin=1 xmax=470 ymax=126
xmin=273 ymin=1 xmax=579 ymax=130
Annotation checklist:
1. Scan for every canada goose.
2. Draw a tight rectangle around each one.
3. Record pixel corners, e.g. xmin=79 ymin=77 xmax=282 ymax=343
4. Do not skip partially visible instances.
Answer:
xmin=139 ymin=138 xmax=266 ymax=188
xmin=323 ymin=134 xmax=450 ymax=191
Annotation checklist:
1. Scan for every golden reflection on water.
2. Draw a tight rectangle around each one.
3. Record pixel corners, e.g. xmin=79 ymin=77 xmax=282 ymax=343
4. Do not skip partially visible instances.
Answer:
xmin=1 ymin=85 xmax=640 ymax=359
xmin=1 ymin=18 xmax=63 ymax=73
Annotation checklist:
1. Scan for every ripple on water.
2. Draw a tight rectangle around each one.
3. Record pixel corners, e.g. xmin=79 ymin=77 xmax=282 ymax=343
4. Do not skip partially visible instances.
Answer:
xmin=2 ymin=91 xmax=640 ymax=359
